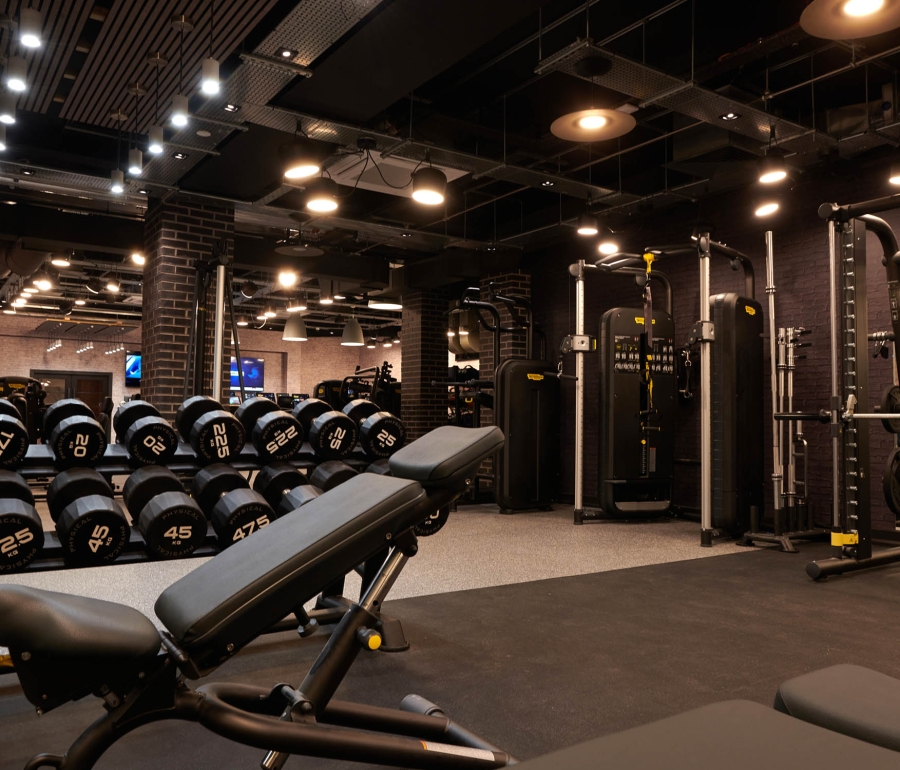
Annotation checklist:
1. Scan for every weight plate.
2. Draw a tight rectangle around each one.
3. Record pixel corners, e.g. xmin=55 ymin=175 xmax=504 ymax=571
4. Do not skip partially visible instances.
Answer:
xmin=49 ymin=415 xmax=107 ymax=468
xmin=0 ymin=398 xmax=22 ymax=421
xmin=0 ymin=414 xmax=29 ymax=469
xmin=364 ymin=459 xmax=392 ymax=476
xmin=342 ymin=399 xmax=380 ymax=426
xmin=277 ymin=485 xmax=323 ymax=517
xmin=0 ymin=499 xmax=43 ymax=572
xmin=235 ymin=396 xmax=280 ymax=434
xmin=138 ymin=491 xmax=207 ymax=559
xmin=0 ymin=470 xmax=33 ymax=506
xmin=309 ymin=460 xmax=358 ymax=492
xmin=308 ymin=412 xmax=358 ymax=460
xmin=292 ymin=398 xmax=331 ymax=434
xmin=192 ymin=463 xmax=248 ymax=514
xmin=414 ymin=505 xmax=451 ymax=538
xmin=42 ymin=399 xmax=95 ymax=439
xmin=210 ymin=489 xmax=274 ymax=547
xmin=358 ymin=413 xmax=407 ymax=460
xmin=123 ymin=466 xmax=184 ymax=521
xmin=175 ymin=395 xmax=222 ymax=441
xmin=253 ymin=462 xmax=307 ymax=511
xmin=252 ymin=411 xmax=303 ymax=461
xmin=884 ymin=447 xmax=900 ymax=517
xmin=124 ymin=416 xmax=179 ymax=466
xmin=112 ymin=400 xmax=160 ymax=442
xmin=190 ymin=410 xmax=245 ymax=464
xmin=882 ymin=385 xmax=900 ymax=434
xmin=56 ymin=496 xmax=129 ymax=567
xmin=47 ymin=468 xmax=110 ymax=523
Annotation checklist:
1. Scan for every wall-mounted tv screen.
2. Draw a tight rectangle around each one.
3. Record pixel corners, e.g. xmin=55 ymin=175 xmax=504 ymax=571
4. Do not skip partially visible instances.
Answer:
xmin=125 ymin=352 xmax=141 ymax=387
xmin=230 ymin=357 xmax=264 ymax=392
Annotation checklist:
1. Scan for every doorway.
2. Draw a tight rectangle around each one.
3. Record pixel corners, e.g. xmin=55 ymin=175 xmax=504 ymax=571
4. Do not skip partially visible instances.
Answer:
xmin=31 ymin=371 xmax=112 ymax=419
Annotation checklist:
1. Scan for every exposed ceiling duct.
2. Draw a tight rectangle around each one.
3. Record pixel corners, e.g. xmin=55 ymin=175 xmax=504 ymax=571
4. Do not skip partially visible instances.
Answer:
xmin=0 ymin=238 xmax=50 ymax=280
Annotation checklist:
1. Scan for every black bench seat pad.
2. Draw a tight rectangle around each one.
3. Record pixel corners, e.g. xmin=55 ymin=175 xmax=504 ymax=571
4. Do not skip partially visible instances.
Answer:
xmin=515 ymin=700 xmax=900 ymax=770
xmin=389 ymin=425 xmax=503 ymax=486
xmin=155 ymin=474 xmax=425 ymax=673
xmin=776 ymin=664 xmax=900 ymax=752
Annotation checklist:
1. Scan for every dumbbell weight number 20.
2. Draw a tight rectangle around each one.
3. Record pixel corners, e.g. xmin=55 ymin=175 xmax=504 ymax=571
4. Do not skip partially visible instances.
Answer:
xmin=0 ymin=528 xmax=35 ymax=555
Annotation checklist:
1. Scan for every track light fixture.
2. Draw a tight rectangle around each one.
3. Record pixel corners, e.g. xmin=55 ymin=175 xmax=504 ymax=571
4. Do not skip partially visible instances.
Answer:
xmin=411 ymin=166 xmax=447 ymax=206
xmin=341 ymin=317 xmax=365 ymax=347
xmin=282 ymin=314 xmax=308 ymax=341
xmin=0 ymin=91 xmax=17 ymax=125
xmin=5 ymin=56 xmax=27 ymax=92
xmin=111 ymin=169 xmax=125 ymax=194
xmin=305 ymin=177 xmax=338 ymax=213
xmin=18 ymin=7 xmax=42 ymax=48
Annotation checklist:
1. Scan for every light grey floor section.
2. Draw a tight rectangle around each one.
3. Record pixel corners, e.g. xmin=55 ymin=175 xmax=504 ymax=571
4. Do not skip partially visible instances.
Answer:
xmin=0 ymin=504 xmax=752 ymax=626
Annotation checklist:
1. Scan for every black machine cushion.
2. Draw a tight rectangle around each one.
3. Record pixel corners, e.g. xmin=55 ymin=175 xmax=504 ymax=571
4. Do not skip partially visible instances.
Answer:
xmin=776 ymin=664 xmax=900 ymax=751
xmin=155 ymin=474 xmax=425 ymax=675
xmin=389 ymin=425 xmax=504 ymax=486
xmin=513 ymin=700 xmax=899 ymax=770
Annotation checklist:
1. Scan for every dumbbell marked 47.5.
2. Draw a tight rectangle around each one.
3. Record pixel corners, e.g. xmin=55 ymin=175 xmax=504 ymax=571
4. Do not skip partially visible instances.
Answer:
xmin=231 ymin=513 xmax=272 ymax=542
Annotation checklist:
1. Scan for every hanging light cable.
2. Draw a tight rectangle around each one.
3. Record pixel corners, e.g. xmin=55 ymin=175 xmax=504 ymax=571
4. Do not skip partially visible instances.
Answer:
xmin=127 ymin=83 xmax=144 ymax=175
xmin=148 ymin=52 xmax=166 ymax=154
xmin=200 ymin=1 xmax=220 ymax=95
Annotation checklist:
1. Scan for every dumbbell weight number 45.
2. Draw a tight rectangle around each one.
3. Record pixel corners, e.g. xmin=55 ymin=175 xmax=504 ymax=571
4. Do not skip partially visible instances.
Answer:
xmin=266 ymin=425 xmax=298 ymax=455
xmin=0 ymin=528 xmax=35 ymax=556
xmin=232 ymin=514 xmax=271 ymax=542
xmin=88 ymin=524 xmax=113 ymax=553
xmin=164 ymin=525 xmax=193 ymax=545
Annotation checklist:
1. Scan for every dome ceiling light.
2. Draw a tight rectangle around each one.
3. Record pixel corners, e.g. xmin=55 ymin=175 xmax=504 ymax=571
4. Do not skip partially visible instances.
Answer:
xmin=550 ymin=109 xmax=636 ymax=142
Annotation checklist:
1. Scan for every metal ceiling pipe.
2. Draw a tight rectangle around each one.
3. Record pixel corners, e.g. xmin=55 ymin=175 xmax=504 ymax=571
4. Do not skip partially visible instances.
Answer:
xmin=0 ymin=239 xmax=49 ymax=279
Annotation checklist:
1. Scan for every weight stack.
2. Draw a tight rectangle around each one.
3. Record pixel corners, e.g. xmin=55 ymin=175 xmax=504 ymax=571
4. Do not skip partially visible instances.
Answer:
xmin=598 ymin=308 xmax=676 ymax=518
xmin=710 ymin=293 xmax=764 ymax=535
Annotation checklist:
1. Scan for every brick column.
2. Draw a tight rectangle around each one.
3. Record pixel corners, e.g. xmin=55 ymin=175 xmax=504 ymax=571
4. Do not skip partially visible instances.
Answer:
xmin=401 ymin=288 xmax=449 ymax=441
xmin=142 ymin=195 xmax=235 ymax=421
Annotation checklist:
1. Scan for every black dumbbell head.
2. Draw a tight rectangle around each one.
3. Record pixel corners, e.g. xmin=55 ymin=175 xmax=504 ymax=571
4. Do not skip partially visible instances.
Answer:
xmin=210 ymin=489 xmax=274 ymax=547
xmin=365 ymin=458 xmax=392 ymax=476
xmin=413 ymin=506 xmax=451 ymax=538
xmin=123 ymin=466 xmax=184 ymax=521
xmin=48 ymin=415 xmax=108 ymax=468
xmin=277 ymin=485 xmax=323 ymax=517
xmin=190 ymin=410 xmax=245 ymax=464
xmin=0 ymin=498 xmax=43 ymax=572
xmin=235 ymin=396 xmax=280 ymax=434
xmin=47 ymin=468 xmax=111 ymax=523
xmin=0 ymin=414 xmax=29 ymax=469
xmin=358 ymin=412 xmax=407 ymax=460
xmin=138 ymin=491 xmax=207 ymax=559
xmin=308 ymin=460 xmax=358 ymax=492
xmin=0 ymin=398 xmax=22 ymax=420
xmin=0 ymin=470 xmax=34 ymax=506
xmin=253 ymin=463 xmax=307 ymax=511
xmin=192 ymin=463 xmax=248 ymax=513
xmin=56 ymin=496 xmax=130 ymax=567
xmin=175 ymin=395 xmax=222 ymax=441
xmin=124 ymin=416 xmax=179 ymax=466
xmin=113 ymin=400 xmax=160 ymax=442
xmin=308 ymin=411 xmax=358 ymax=460
xmin=252 ymin=411 xmax=303 ymax=462
xmin=343 ymin=399 xmax=380 ymax=425
xmin=42 ymin=399 xmax=94 ymax=439
xmin=292 ymin=398 xmax=331 ymax=435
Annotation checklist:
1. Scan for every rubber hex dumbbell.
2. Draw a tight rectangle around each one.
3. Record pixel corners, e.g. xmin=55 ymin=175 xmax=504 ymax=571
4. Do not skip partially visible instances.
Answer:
xmin=235 ymin=396 xmax=304 ymax=462
xmin=112 ymin=401 xmax=179 ymax=466
xmin=292 ymin=399 xmax=358 ymax=460
xmin=0 ymin=399 xmax=30 ymax=469
xmin=365 ymin=459 xmax=392 ymax=476
xmin=0 ymin=470 xmax=43 ymax=572
xmin=175 ymin=396 xmax=245 ymax=464
xmin=122 ymin=466 xmax=206 ymax=559
xmin=191 ymin=464 xmax=275 ymax=547
xmin=342 ymin=399 xmax=407 ymax=460
xmin=42 ymin=399 xmax=108 ymax=469
xmin=46 ymin=469 xmax=130 ymax=567
xmin=252 ymin=463 xmax=323 ymax=517
xmin=309 ymin=460 xmax=358 ymax=492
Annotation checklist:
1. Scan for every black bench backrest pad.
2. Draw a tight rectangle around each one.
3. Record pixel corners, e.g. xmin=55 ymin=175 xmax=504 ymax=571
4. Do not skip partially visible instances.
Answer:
xmin=155 ymin=474 xmax=424 ymax=674
xmin=389 ymin=426 xmax=504 ymax=487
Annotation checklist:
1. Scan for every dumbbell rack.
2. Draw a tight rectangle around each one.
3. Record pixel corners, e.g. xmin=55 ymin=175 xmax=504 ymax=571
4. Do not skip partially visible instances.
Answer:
xmin=11 ymin=442 xmax=375 ymax=573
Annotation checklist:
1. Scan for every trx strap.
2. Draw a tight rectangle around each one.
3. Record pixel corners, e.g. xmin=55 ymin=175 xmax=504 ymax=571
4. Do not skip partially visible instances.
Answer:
xmin=639 ymin=252 xmax=656 ymax=477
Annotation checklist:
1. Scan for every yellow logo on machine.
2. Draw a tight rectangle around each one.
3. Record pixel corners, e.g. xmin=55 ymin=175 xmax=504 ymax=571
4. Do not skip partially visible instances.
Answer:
xmin=634 ymin=317 xmax=656 ymax=325
xmin=744 ymin=305 xmax=757 ymax=316
xmin=527 ymin=374 xmax=544 ymax=381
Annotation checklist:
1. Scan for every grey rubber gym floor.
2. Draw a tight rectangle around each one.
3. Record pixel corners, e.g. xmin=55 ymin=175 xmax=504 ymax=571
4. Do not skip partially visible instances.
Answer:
xmin=3 ymin=539 xmax=900 ymax=770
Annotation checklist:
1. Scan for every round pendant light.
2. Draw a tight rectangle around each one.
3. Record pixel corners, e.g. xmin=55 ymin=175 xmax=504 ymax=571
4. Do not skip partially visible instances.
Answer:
xmin=171 ymin=94 xmax=189 ymax=127
xmin=32 ymin=268 xmax=54 ymax=291
xmin=368 ymin=298 xmax=403 ymax=311
xmin=201 ymin=58 xmax=220 ymax=95
xmin=128 ymin=148 xmax=143 ymax=176
xmin=800 ymin=0 xmax=900 ymax=38
xmin=754 ymin=196 xmax=781 ymax=218
xmin=111 ymin=169 xmax=125 ymax=194
xmin=758 ymin=150 xmax=787 ymax=184
xmin=576 ymin=212 xmax=599 ymax=236
xmin=19 ymin=7 xmax=42 ymax=48
xmin=286 ymin=293 xmax=307 ymax=312
xmin=51 ymin=252 xmax=71 ymax=268
xmin=306 ymin=178 xmax=338 ymax=213
xmin=148 ymin=125 xmax=165 ymax=154
xmin=281 ymin=136 xmax=320 ymax=181
xmin=236 ymin=314 xmax=250 ymax=327
xmin=341 ymin=317 xmax=365 ymax=346
xmin=550 ymin=109 xmax=636 ymax=142
xmin=5 ymin=56 xmax=27 ymax=92
xmin=411 ymin=167 xmax=447 ymax=205
xmin=0 ymin=92 xmax=17 ymax=125
xmin=283 ymin=314 xmax=308 ymax=341
xmin=890 ymin=160 xmax=900 ymax=185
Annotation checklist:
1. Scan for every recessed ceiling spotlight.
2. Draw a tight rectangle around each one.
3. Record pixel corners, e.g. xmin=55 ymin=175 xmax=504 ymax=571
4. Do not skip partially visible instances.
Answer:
xmin=550 ymin=108 xmax=636 ymax=142
xmin=196 ymin=129 xmax=211 ymax=138
xmin=720 ymin=112 xmax=740 ymax=121
xmin=542 ymin=180 xmax=555 ymax=187
xmin=800 ymin=0 xmax=900 ymax=37
xmin=278 ymin=47 xmax=297 ymax=59
xmin=224 ymin=103 xmax=240 ymax=113
xmin=21 ymin=168 xmax=34 ymax=176
xmin=173 ymin=152 xmax=188 ymax=160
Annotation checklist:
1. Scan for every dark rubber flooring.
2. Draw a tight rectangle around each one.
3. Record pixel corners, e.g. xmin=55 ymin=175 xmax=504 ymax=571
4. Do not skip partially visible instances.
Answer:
xmin=3 ymin=543 xmax=900 ymax=769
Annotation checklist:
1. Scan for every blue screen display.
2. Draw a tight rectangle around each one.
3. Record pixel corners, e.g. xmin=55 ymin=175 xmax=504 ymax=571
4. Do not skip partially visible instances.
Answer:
xmin=230 ymin=357 xmax=264 ymax=391
xmin=125 ymin=353 xmax=141 ymax=386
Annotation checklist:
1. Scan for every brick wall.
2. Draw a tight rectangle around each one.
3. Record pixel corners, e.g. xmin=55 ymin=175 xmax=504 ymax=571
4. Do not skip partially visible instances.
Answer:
xmin=141 ymin=195 xmax=234 ymax=421
xmin=528 ymin=161 xmax=899 ymax=531
xmin=402 ymin=288 xmax=450 ymax=440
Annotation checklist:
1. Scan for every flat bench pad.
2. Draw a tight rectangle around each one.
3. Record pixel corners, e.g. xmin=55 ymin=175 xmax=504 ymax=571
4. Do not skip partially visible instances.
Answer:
xmin=776 ymin=664 xmax=900 ymax=751
xmin=515 ymin=700 xmax=899 ymax=770
xmin=389 ymin=425 xmax=503 ymax=486
xmin=155 ymin=474 xmax=425 ymax=674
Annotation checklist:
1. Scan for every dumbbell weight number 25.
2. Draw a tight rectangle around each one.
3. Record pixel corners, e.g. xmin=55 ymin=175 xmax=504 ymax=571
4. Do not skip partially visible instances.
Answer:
xmin=0 ymin=528 xmax=35 ymax=555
